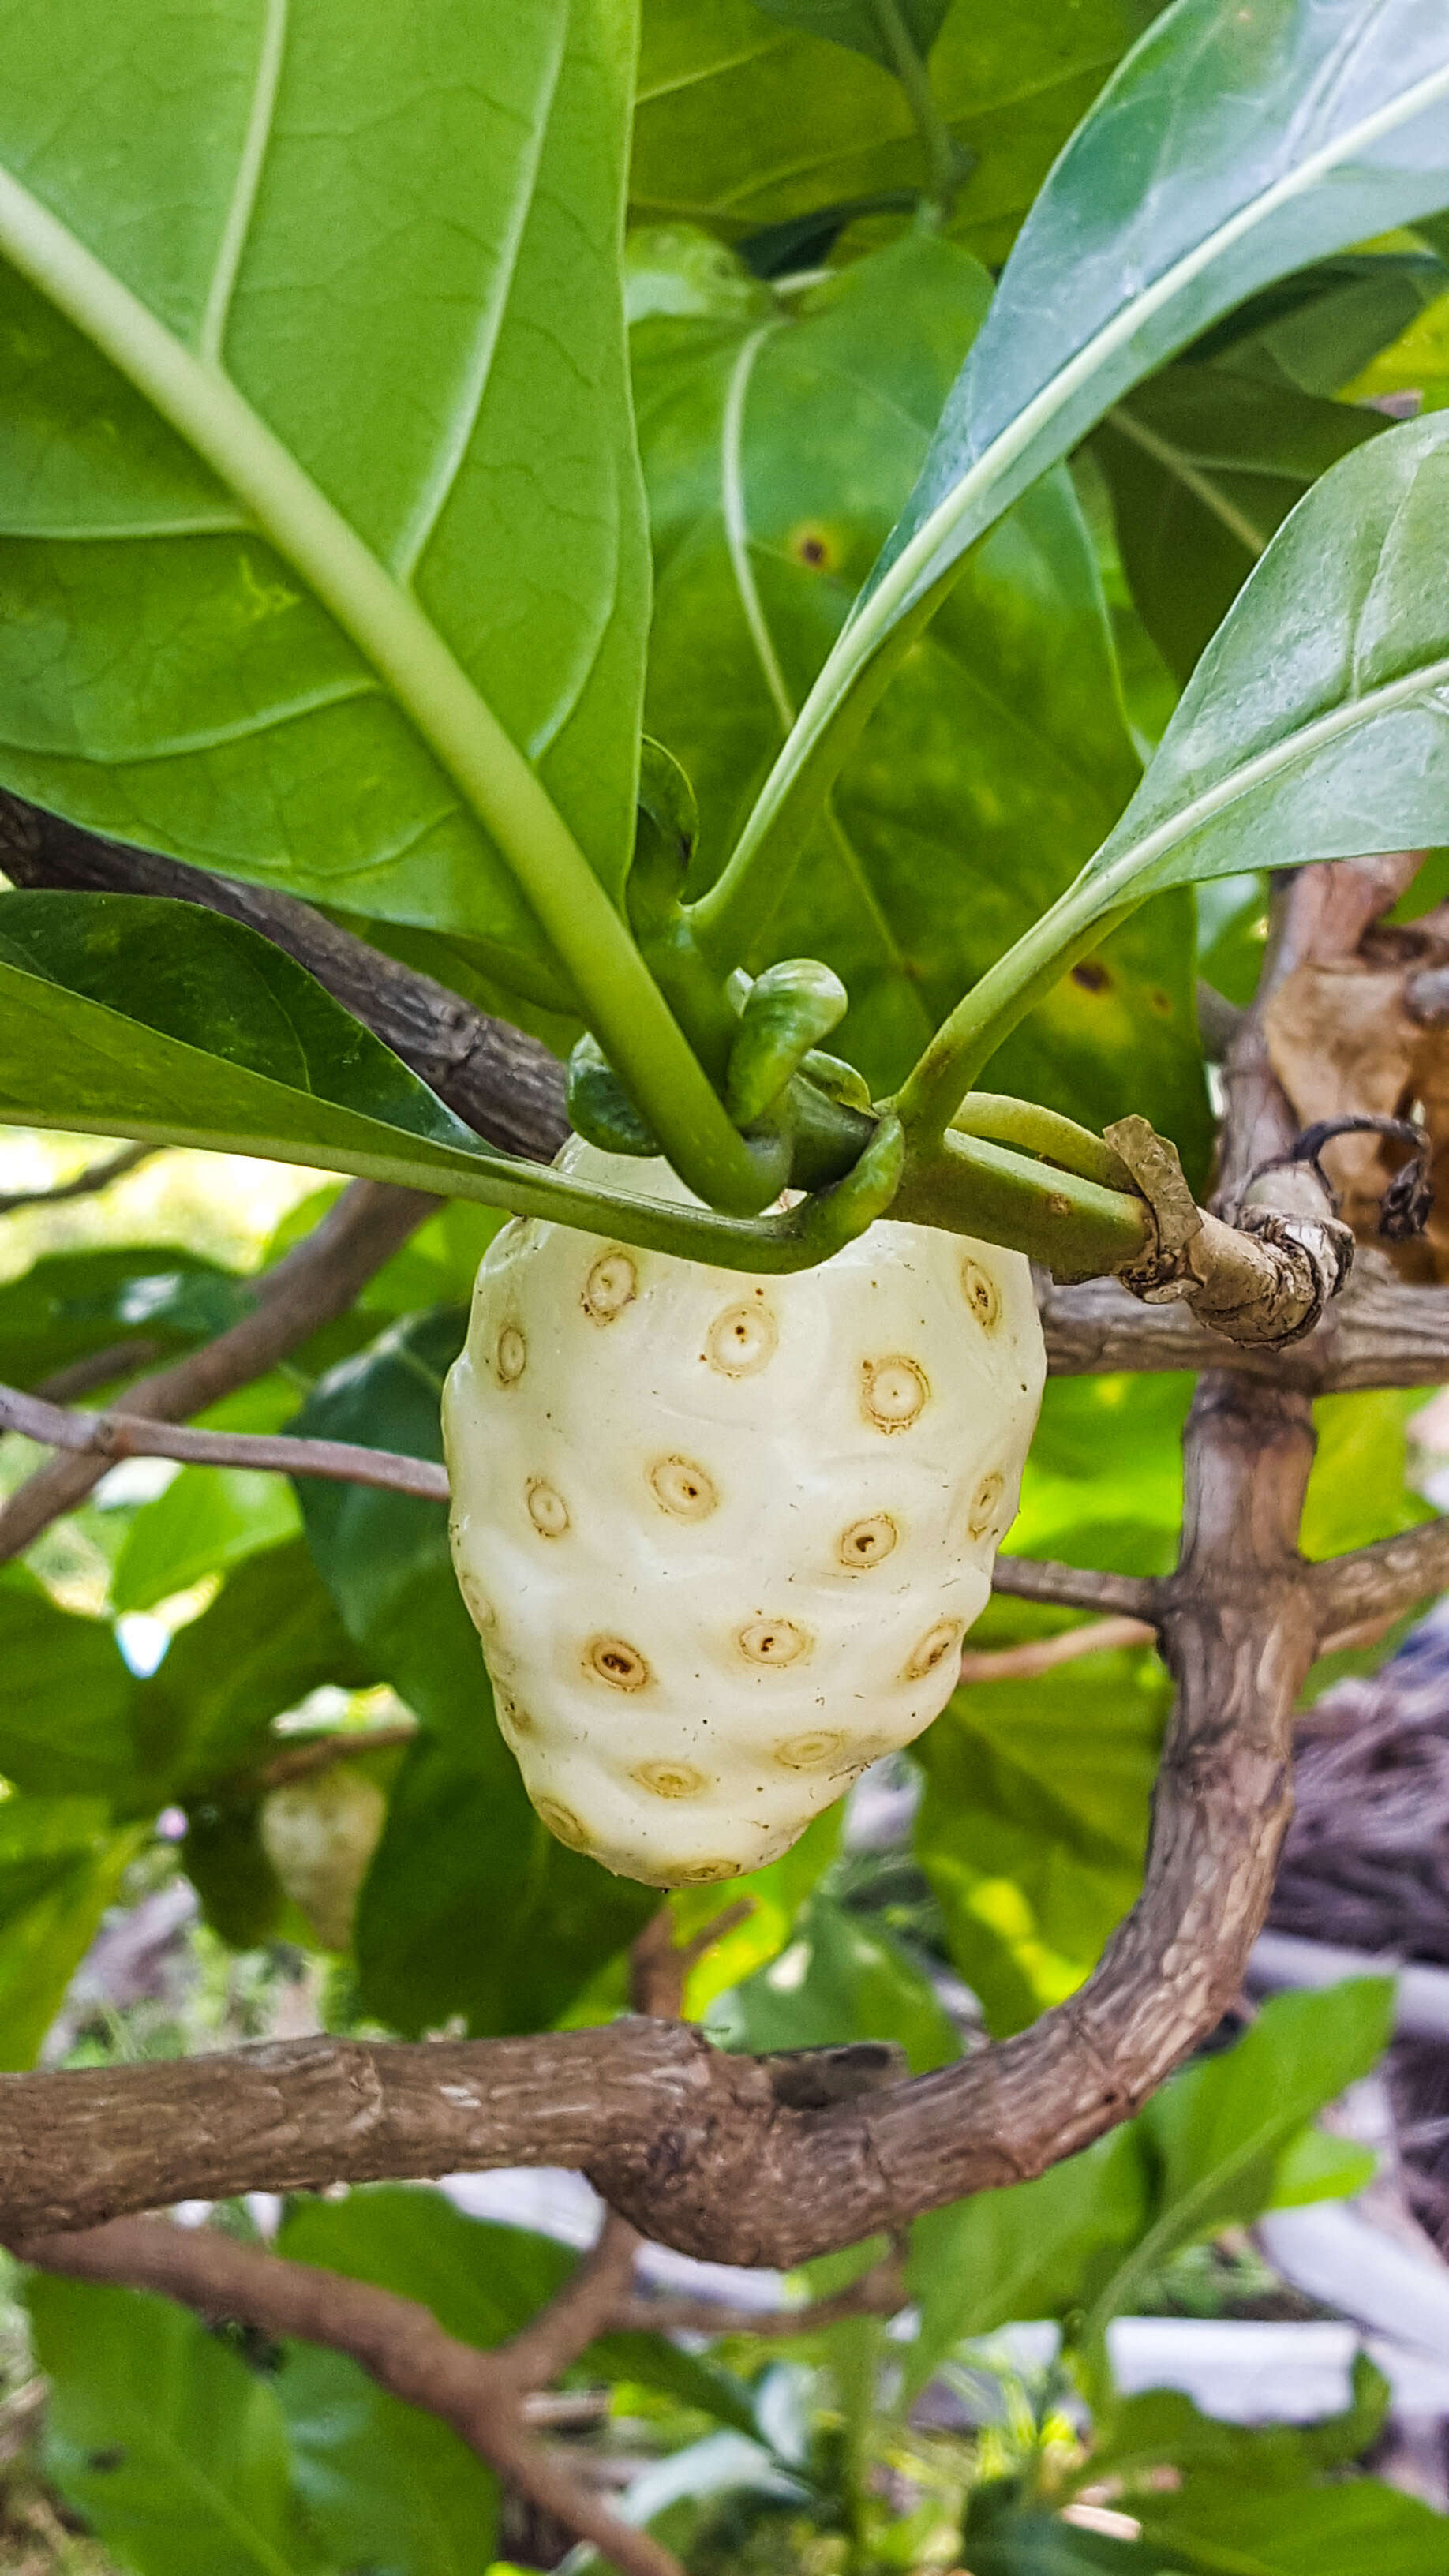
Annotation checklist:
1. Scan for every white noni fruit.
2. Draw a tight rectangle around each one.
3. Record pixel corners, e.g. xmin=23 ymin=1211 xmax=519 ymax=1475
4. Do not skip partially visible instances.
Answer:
xmin=260 ymin=1765 xmax=387 ymax=1953
xmin=444 ymin=1140 xmax=1046 ymax=1888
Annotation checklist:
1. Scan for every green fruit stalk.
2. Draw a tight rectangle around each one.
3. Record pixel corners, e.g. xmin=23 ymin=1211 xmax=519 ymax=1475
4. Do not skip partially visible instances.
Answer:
xmin=444 ymin=1141 xmax=1046 ymax=1887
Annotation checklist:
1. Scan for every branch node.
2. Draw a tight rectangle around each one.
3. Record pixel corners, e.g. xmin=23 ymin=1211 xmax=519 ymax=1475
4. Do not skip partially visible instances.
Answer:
xmin=1104 ymin=1114 xmax=1354 ymax=1348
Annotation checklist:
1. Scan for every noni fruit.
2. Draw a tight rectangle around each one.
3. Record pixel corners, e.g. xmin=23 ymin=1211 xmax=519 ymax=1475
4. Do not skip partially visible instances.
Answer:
xmin=260 ymin=1764 xmax=388 ymax=1953
xmin=444 ymin=1140 xmax=1045 ymax=1888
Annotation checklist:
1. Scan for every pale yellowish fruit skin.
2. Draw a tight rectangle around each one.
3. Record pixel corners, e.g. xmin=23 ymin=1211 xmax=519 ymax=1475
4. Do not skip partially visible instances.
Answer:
xmin=443 ymin=1142 xmax=1046 ymax=1888
xmin=260 ymin=1765 xmax=387 ymax=1952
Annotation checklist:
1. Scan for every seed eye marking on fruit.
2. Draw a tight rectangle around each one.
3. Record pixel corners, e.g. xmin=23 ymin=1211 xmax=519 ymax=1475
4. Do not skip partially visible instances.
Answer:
xmin=586 ymin=1635 xmax=651 ymax=1690
xmin=776 ymin=1730 xmax=847 ymax=1769
xmin=444 ymin=1140 xmax=1045 ymax=1887
xmin=961 ymin=1260 xmax=1002 ymax=1330
xmin=706 ymin=1301 xmax=777 ymax=1375
xmin=532 ymin=1796 xmax=590 ymax=1852
xmin=739 ymin=1616 xmax=810 ymax=1666
xmin=582 ymin=1249 xmax=637 ymax=1321
xmin=903 ymin=1618 xmax=962 ymax=1681
xmin=839 ymin=1512 xmax=897 ymax=1569
xmin=862 ymin=1355 xmax=927 ymax=1429
xmin=633 ymin=1759 xmax=708 ymax=1799
xmin=526 ymin=1478 xmax=569 ymax=1537
xmin=650 ymin=1455 xmax=718 ymax=1519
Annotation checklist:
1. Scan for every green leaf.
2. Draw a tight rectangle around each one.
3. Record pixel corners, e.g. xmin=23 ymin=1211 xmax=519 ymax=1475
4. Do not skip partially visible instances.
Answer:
xmin=1090 ymin=1981 xmax=1395 ymax=2338
xmin=1095 ymin=366 xmax=1383 ymax=683
xmin=112 ymin=1466 xmax=301 ymax=1615
xmin=0 ymin=1563 xmax=137 ymax=1799
xmin=0 ymin=1242 xmax=247 ymax=1390
xmin=0 ymin=0 xmax=647 ymax=994
xmin=291 ymin=1315 xmax=654 ymax=2034
xmin=1077 ymin=412 xmax=1449 ymax=911
xmin=0 ymin=1795 xmax=144 ymax=2069
xmin=28 ymin=2275 xmax=329 ymax=2576
xmin=138 ymin=1539 xmax=373 ymax=1802
xmin=904 ymin=2127 xmax=1149 ymax=2400
xmin=277 ymin=2187 xmax=574 ymax=2344
xmin=1138 ymin=2477 xmax=1449 ymax=2574
xmin=749 ymin=1 xmax=951 ymax=70
xmin=633 ymin=0 xmax=1161 ymax=265
xmin=275 ymin=2343 xmax=498 ymax=2576
xmin=964 ymin=2510 xmax=1163 ymax=2573
xmin=705 ymin=1891 xmax=960 ymax=2073
xmin=721 ymin=0 xmax=1449 ymax=904
xmin=637 ymin=227 xmax=1210 ymax=1156
xmin=914 ymin=1641 xmax=1172 ymax=2036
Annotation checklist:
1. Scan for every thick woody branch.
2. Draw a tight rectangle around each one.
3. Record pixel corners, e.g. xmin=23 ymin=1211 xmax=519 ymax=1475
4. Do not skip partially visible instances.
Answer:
xmin=1308 ymin=1515 xmax=1449 ymax=1645
xmin=7 ymin=2217 xmax=681 ymax=2576
xmin=1039 ymin=1259 xmax=1449 ymax=1393
xmin=0 ymin=1382 xmax=451 ymax=1503
xmin=0 ymin=796 xmax=570 ymax=1163
xmin=989 ymin=1556 xmax=1159 ymax=1622
xmin=0 ymin=1179 xmax=436 ymax=1561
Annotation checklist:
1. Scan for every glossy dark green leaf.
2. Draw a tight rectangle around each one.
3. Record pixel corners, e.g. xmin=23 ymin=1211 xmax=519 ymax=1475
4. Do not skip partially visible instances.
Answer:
xmin=748 ymin=0 xmax=950 ymax=71
xmin=0 ymin=1 xmax=647 ymax=990
xmin=1091 ymin=1981 xmax=1395 ymax=2333
xmin=1200 ymin=249 xmax=1447 ymax=399
xmin=734 ymin=0 xmax=1449 ymax=890
xmin=275 ymin=2343 xmax=498 ymax=2576
xmin=636 ymin=227 xmax=1210 ymax=1159
xmin=706 ymin=1892 xmax=959 ymax=2073
xmin=1096 ymin=366 xmax=1383 ymax=682
xmin=182 ymin=1801 xmax=286 ymax=1949
xmin=1080 ymin=411 xmax=1449 ymax=908
xmin=633 ymin=0 xmax=1160 ymax=264
xmin=0 ymin=1243 xmax=247 ymax=1391
xmin=112 ymin=1466 xmax=301 ymax=1616
xmin=28 ymin=2275 xmax=329 ymax=2576
xmin=292 ymin=1316 xmax=653 ymax=2034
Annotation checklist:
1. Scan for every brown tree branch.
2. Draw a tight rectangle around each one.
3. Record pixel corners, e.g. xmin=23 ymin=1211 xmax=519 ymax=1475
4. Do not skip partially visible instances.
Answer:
xmin=0 ymin=1141 xmax=152 ymax=1216
xmin=251 ymin=1723 xmax=419 ymax=1792
xmin=1308 ymin=1515 xmax=1449 ymax=1644
xmin=0 ymin=1179 xmax=437 ymax=1561
xmin=0 ymin=1381 xmax=451 ymax=1503
xmin=989 ymin=1556 xmax=1159 ymax=1622
xmin=0 ymin=796 xmax=570 ymax=1163
xmin=7 ymin=2216 xmax=682 ymax=2576
xmin=958 ymin=1614 xmax=1156 ymax=1684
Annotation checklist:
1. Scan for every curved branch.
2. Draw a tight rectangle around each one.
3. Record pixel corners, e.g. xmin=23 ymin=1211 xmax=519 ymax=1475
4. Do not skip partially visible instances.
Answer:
xmin=0 ymin=1179 xmax=436 ymax=1561
xmin=0 ymin=1140 xmax=152 ymax=1216
xmin=8 ymin=2216 xmax=682 ymax=2576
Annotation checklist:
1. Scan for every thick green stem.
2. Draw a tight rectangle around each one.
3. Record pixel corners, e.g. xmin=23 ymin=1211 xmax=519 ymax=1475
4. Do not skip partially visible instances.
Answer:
xmin=894 ymin=1129 xmax=1149 ymax=1275
xmin=0 ymin=164 xmax=777 ymax=1218
xmin=870 ymin=0 xmax=963 ymax=215
xmin=951 ymin=1093 xmax=1129 ymax=1190
xmin=893 ymin=884 xmax=1135 ymax=1148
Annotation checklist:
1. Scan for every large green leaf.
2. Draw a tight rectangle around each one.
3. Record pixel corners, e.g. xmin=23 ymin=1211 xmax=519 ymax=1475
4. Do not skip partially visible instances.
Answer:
xmin=1096 ymin=366 xmax=1383 ymax=683
xmin=0 ymin=0 xmax=646 ymax=997
xmin=636 ymin=227 xmax=1210 ymax=1159
xmin=1088 ymin=1981 xmax=1395 ymax=2338
xmin=1076 ymin=411 xmax=1449 ymax=910
xmin=0 ymin=1242 xmax=247 ymax=1390
xmin=914 ymin=1641 xmax=1171 ymax=2038
xmin=706 ymin=1891 xmax=960 ymax=2073
xmin=749 ymin=0 xmax=951 ymax=69
xmin=0 ymin=1562 xmax=136 ymax=1798
xmin=28 ymin=2275 xmax=329 ymax=2576
xmin=275 ymin=2344 xmax=498 ymax=2576
xmin=0 ymin=1795 xmax=142 ymax=2069
xmin=291 ymin=1315 xmax=654 ymax=2035
xmin=632 ymin=0 xmax=1161 ymax=264
xmin=112 ymin=1463 xmax=301 ymax=1615
xmin=719 ymin=0 xmax=1449 ymax=902
xmin=1137 ymin=2478 xmax=1449 ymax=2574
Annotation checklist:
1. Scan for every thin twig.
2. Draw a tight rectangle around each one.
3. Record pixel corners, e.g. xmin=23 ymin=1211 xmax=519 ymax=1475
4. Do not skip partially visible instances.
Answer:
xmin=251 ymin=1723 xmax=419 ymax=1792
xmin=31 ymin=1339 xmax=165 ymax=1404
xmin=0 ymin=1141 xmax=152 ymax=1216
xmin=0 ymin=1381 xmax=451 ymax=1501
xmin=990 ymin=1556 xmax=1159 ymax=1622
xmin=8 ymin=2217 xmax=682 ymax=2576
xmin=496 ymin=2209 xmax=640 ymax=2392
xmin=613 ymin=2262 xmax=906 ymax=2342
xmin=958 ymin=1614 xmax=1156 ymax=1683
xmin=0 ymin=1180 xmax=437 ymax=1562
